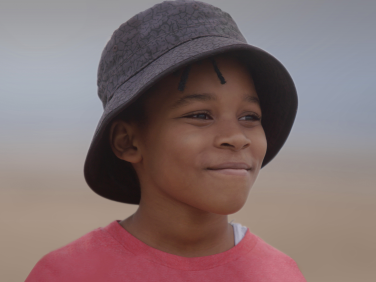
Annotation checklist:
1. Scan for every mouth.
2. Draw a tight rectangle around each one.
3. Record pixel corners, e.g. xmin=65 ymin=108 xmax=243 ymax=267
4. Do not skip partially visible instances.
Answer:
xmin=206 ymin=162 xmax=251 ymax=176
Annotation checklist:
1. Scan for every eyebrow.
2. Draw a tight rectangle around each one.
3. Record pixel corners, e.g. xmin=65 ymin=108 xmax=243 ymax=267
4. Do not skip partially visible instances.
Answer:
xmin=171 ymin=93 xmax=216 ymax=109
xmin=170 ymin=93 xmax=260 ymax=109
xmin=243 ymin=95 xmax=260 ymax=105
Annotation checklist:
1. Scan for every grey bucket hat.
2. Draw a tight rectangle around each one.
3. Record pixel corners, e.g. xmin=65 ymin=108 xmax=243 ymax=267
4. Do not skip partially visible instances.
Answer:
xmin=84 ymin=0 xmax=297 ymax=204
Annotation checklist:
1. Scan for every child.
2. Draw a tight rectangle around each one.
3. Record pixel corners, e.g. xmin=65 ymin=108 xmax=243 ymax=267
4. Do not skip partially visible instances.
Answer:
xmin=26 ymin=1 xmax=305 ymax=281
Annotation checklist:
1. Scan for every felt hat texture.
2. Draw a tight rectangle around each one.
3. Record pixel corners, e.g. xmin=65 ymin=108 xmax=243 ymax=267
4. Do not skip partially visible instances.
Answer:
xmin=84 ymin=0 xmax=298 ymax=204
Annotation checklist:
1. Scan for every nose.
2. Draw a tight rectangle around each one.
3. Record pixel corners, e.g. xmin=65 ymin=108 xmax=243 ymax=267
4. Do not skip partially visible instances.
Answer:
xmin=213 ymin=120 xmax=251 ymax=151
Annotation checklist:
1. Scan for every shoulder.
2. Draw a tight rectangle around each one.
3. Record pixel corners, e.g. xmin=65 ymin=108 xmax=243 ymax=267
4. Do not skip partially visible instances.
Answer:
xmin=25 ymin=222 xmax=126 ymax=282
xmin=245 ymin=233 xmax=306 ymax=281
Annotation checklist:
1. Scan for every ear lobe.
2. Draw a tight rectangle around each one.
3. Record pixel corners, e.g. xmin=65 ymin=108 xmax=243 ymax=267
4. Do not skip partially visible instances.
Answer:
xmin=109 ymin=120 xmax=142 ymax=163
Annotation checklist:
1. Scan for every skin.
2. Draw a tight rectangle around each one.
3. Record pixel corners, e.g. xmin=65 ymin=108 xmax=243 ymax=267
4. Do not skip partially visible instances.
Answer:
xmin=109 ymin=56 xmax=267 ymax=257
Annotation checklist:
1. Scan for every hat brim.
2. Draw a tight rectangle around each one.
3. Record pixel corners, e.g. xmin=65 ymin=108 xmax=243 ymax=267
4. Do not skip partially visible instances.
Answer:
xmin=84 ymin=36 xmax=297 ymax=204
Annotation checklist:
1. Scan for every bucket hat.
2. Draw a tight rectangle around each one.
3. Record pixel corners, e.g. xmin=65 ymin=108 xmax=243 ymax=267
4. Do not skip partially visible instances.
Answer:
xmin=84 ymin=0 xmax=298 ymax=204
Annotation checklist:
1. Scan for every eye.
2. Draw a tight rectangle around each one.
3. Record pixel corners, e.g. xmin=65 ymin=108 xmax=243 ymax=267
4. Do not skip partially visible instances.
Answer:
xmin=239 ymin=114 xmax=261 ymax=121
xmin=184 ymin=112 xmax=212 ymax=120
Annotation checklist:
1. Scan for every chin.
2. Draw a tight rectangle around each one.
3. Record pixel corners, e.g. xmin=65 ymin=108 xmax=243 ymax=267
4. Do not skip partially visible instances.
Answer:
xmin=214 ymin=203 xmax=247 ymax=215
xmin=185 ymin=183 xmax=252 ymax=215
xmin=198 ymin=196 xmax=249 ymax=215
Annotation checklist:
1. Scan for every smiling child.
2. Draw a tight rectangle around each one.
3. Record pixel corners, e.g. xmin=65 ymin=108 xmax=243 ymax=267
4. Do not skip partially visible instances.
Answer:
xmin=26 ymin=1 xmax=305 ymax=281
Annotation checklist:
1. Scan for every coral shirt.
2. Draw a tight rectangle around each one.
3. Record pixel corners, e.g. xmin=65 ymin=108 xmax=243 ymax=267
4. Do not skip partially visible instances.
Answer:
xmin=26 ymin=220 xmax=306 ymax=282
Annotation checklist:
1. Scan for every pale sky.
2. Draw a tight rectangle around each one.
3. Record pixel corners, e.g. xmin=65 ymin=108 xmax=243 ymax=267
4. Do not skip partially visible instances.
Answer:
xmin=1 ymin=0 xmax=375 ymax=159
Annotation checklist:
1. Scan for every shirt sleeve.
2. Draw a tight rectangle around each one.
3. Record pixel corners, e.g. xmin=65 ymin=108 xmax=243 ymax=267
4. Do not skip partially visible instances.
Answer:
xmin=25 ymin=253 xmax=61 ymax=282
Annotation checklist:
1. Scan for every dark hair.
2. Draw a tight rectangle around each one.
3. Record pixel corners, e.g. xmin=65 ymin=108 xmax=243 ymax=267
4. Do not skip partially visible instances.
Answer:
xmin=116 ymin=57 xmax=228 ymax=125
xmin=116 ymin=93 xmax=149 ymax=125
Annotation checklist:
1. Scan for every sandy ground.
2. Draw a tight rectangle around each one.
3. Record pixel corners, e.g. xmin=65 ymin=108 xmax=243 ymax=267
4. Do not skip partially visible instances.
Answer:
xmin=1 ymin=148 xmax=375 ymax=281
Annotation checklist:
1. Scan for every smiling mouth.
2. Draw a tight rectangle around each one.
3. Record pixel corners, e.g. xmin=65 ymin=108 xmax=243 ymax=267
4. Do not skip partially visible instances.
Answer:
xmin=206 ymin=162 xmax=251 ymax=176
xmin=207 ymin=168 xmax=250 ymax=176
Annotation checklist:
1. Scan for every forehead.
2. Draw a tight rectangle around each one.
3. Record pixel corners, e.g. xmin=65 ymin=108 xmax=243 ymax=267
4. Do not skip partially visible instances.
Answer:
xmin=146 ymin=55 xmax=257 ymax=106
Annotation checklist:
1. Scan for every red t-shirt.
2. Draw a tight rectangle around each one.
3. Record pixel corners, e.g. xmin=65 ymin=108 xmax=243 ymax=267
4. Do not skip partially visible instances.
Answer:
xmin=26 ymin=220 xmax=306 ymax=281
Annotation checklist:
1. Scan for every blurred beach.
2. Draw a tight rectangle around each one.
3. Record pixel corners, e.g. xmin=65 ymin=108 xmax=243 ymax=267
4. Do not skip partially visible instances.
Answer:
xmin=1 ymin=146 xmax=375 ymax=282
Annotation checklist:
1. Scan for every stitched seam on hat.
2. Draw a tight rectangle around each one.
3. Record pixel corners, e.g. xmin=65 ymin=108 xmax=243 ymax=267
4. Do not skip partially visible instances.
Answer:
xmin=108 ymin=35 xmax=233 ymax=101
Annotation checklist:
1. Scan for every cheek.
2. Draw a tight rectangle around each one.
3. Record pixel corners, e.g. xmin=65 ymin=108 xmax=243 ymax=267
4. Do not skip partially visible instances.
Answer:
xmin=143 ymin=126 xmax=228 ymax=210
xmin=252 ymin=127 xmax=267 ymax=165
xmin=143 ymin=125 xmax=205 ymax=184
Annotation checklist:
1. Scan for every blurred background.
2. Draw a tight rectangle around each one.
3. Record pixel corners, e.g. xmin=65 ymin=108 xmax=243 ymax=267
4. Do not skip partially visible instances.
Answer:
xmin=0 ymin=0 xmax=375 ymax=281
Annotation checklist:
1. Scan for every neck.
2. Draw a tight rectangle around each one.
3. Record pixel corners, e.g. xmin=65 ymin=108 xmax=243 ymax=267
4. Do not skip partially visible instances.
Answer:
xmin=120 ymin=192 xmax=234 ymax=257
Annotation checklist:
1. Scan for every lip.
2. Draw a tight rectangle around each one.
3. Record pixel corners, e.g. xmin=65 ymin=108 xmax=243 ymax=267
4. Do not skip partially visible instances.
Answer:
xmin=206 ymin=162 xmax=251 ymax=176
xmin=207 ymin=162 xmax=251 ymax=170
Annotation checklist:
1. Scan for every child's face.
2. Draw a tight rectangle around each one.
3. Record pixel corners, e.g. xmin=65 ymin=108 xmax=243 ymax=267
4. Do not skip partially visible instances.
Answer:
xmin=116 ymin=56 xmax=266 ymax=214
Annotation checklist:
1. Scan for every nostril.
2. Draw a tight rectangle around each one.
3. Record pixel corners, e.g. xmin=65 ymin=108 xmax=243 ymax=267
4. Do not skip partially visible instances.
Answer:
xmin=221 ymin=143 xmax=233 ymax=147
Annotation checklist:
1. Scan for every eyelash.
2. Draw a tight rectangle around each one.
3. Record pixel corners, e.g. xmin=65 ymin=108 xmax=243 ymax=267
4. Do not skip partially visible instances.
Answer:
xmin=184 ymin=112 xmax=261 ymax=121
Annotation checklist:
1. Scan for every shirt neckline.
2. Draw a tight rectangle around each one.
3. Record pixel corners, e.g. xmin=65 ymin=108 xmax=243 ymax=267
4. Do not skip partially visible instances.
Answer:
xmin=102 ymin=220 xmax=258 ymax=271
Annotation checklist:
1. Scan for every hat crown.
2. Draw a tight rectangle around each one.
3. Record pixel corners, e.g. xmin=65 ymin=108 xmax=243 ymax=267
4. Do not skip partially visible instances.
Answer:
xmin=97 ymin=0 xmax=246 ymax=108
